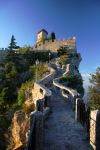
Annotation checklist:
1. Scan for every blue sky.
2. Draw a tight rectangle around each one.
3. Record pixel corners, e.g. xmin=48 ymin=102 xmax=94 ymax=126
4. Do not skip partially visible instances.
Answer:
xmin=0 ymin=0 xmax=100 ymax=74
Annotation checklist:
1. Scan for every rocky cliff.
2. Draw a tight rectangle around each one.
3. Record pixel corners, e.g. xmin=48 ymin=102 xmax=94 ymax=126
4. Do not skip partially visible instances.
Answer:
xmin=9 ymin=111 xmax=29 ymax=150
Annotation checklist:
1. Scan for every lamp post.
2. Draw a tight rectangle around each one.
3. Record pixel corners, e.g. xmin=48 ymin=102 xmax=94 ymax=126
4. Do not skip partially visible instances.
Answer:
xmin=49 ymin=52 xmax=51 ymax=63
xmin=35 ymin=59 xmax=39 ymax=81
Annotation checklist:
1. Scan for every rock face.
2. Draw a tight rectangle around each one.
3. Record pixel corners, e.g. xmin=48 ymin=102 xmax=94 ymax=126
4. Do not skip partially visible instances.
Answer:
xmin=11 ymin=111 xmax=29 ymax=150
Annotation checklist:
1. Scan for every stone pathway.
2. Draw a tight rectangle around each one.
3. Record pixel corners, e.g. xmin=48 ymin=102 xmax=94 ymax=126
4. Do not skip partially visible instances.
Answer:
xmin=43 ymin=90 xmax=91 ymax=150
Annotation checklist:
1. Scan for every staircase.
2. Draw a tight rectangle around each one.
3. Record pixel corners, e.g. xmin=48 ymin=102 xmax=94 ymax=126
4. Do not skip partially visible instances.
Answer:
xmin=43 ymin=90 xmax=91 ymax=150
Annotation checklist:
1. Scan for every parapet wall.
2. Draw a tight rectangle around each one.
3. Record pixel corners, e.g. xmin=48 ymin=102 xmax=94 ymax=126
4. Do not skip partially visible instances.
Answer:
xmin=32 ymin=66 xmax=56 ymax=106
xmin=33 ymin=37 xmax=77 ymax=53
xmin=26 ymin=66 xmax=56 ymax=150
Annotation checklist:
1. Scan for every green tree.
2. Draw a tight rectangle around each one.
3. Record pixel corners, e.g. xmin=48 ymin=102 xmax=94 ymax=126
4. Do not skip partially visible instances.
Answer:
xmin=60 ymin=74 xmax=84 ymax=96
xmin=0 ymin=87 xmax=11 ymax=105
xmin=8 ymin=35 xmax=19 ymax=50
xmin=89 ymin=67 xmax=100 ymax=110
xmin=50 ymin=32 xmax=56 ymax=42
xmin=18 ymin=89 xmax=25 ymax=106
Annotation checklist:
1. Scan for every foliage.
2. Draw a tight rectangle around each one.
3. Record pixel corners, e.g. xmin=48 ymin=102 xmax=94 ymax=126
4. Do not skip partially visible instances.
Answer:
xmin=19 ymin=47 xmax=54 ymax=63
xmin=18 ymin=45 xmax=31 ymax=54
xmin=60 ymin=74 xmax=84 ymax=96
xmin=89 ymin=67 xmax=100 ymax=110
xmin=18 ymin=90 xmax=25 ymax=106
xmin=0 ymin=37 xmax=52 ymax=149
xmin=11 ymin=103 xmax=21 ymax=110
xmin=0 ymin=115 xmax=10 ymax=150
xmin=58 ymin=53 xmax=80 ymax=67
xmin=0 ymin=44 xmax=49 ymax=113
xmin=57 ymin=46 xmax=69 ymax=56
xmin=5 ymin=50 xmax=16 ymax=62
xmin=58 ymin=54 xmax=70 ymax=66
xmin=8 ymin=35 xmax=19 ymax=50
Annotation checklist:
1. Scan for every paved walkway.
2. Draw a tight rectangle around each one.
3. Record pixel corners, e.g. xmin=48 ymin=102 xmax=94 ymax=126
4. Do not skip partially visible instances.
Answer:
xmin=43 ymin=90 xmax=91 ymax=150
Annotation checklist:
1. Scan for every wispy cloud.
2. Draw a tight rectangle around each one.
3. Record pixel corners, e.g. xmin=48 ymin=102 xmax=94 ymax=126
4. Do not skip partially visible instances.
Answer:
xmin=81 ymin=73 xmax=90 ymax=87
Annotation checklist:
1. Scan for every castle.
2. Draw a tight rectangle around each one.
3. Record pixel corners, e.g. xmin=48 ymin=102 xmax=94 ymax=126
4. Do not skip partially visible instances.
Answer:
xmin=33 ymin=29 xmax=77 ymax=53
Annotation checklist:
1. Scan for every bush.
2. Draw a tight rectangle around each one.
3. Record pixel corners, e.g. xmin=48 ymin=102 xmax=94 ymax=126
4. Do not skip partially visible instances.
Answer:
xmin=58 ymin=55 xmax=70 ymax=66
xmin=0 ymin=117 xmax=7 ymax=127
xmin=57 ymin=46 xmax=71 ymax=56
xmin=12 ymin=103 xmax=21 ymax=110
xmin=18 ymin=90 xmax=25 ymax=106
xmin=60 ymin=74 xmax=84 ymax=96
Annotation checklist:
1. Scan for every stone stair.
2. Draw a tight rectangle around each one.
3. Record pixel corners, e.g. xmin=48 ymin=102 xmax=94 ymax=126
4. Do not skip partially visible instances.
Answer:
xmin=43 ymin=90 xmax=91 ymax=150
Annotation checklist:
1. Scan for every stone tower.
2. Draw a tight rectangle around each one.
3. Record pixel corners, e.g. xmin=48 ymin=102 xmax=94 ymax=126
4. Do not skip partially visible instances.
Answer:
xmin=36 ymin=29 xmax=48 ymax=43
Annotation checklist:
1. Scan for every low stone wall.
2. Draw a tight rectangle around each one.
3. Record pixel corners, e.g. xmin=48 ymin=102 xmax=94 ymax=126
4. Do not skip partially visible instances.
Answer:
xmin=25 ymin=95 xmax=51 ymax=150
xmin=53 ymin=76 xmax=78 ymax=98
xmin=32 ymin=66 xmax=56 ymax=106
xmin=90 ymin=110 xmax=100 ymax=150
xmin=75 ymin=98 xmax=86 ymax=125
xmin=75 ymin=100 xmax=100 ymax=150
xmin=25 ymin=65 xmax=56 ymax=150
xmin=39 ymin=67 xmax=56 ymax=85
xmin=26 ymin=111 xmax=44 ymax=150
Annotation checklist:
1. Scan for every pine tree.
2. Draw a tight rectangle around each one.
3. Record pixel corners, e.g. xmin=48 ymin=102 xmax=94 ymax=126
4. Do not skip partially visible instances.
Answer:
xmin=8 ymin=35 xmax=18 ymax=50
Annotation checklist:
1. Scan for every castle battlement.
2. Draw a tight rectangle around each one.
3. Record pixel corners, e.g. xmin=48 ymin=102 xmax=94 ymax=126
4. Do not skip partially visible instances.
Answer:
xmin=33 ymin=29 xmax=77 ymax=53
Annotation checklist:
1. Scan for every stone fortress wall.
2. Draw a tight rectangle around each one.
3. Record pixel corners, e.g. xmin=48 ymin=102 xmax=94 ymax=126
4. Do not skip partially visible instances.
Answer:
xmin=33 ymin=37 xmax=77 ymax=53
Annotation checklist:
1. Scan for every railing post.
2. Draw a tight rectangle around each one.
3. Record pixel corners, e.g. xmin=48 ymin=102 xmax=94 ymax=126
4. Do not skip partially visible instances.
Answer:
xmin=75 ymin=98 xmax=78 ymax=121
xmin=75 ymin=98 xmax=81 ymax=121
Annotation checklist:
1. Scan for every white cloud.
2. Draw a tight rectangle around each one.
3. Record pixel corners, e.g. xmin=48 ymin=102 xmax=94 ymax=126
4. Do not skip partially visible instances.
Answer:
xmin=81 ymin=73 xmax=91 ymax=87
xmin=81 ymin=73 xmax=91 ymax=103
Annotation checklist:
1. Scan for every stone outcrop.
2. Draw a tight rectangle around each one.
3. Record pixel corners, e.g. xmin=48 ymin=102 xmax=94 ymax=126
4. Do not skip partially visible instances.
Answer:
xmin=10 ymin=111 xmax=29 ymax=150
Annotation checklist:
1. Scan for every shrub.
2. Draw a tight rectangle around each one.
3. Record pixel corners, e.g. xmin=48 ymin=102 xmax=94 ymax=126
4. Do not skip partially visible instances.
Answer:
xmin=60 ymin=74 xmax=84 ymax=96
xmin=18 ymin=90 xmax=25 ymax=106
xmin=58 ymin=55 xmax=70 ymax=66
xmin=12 ymin=103 xmax=21 ymax=110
